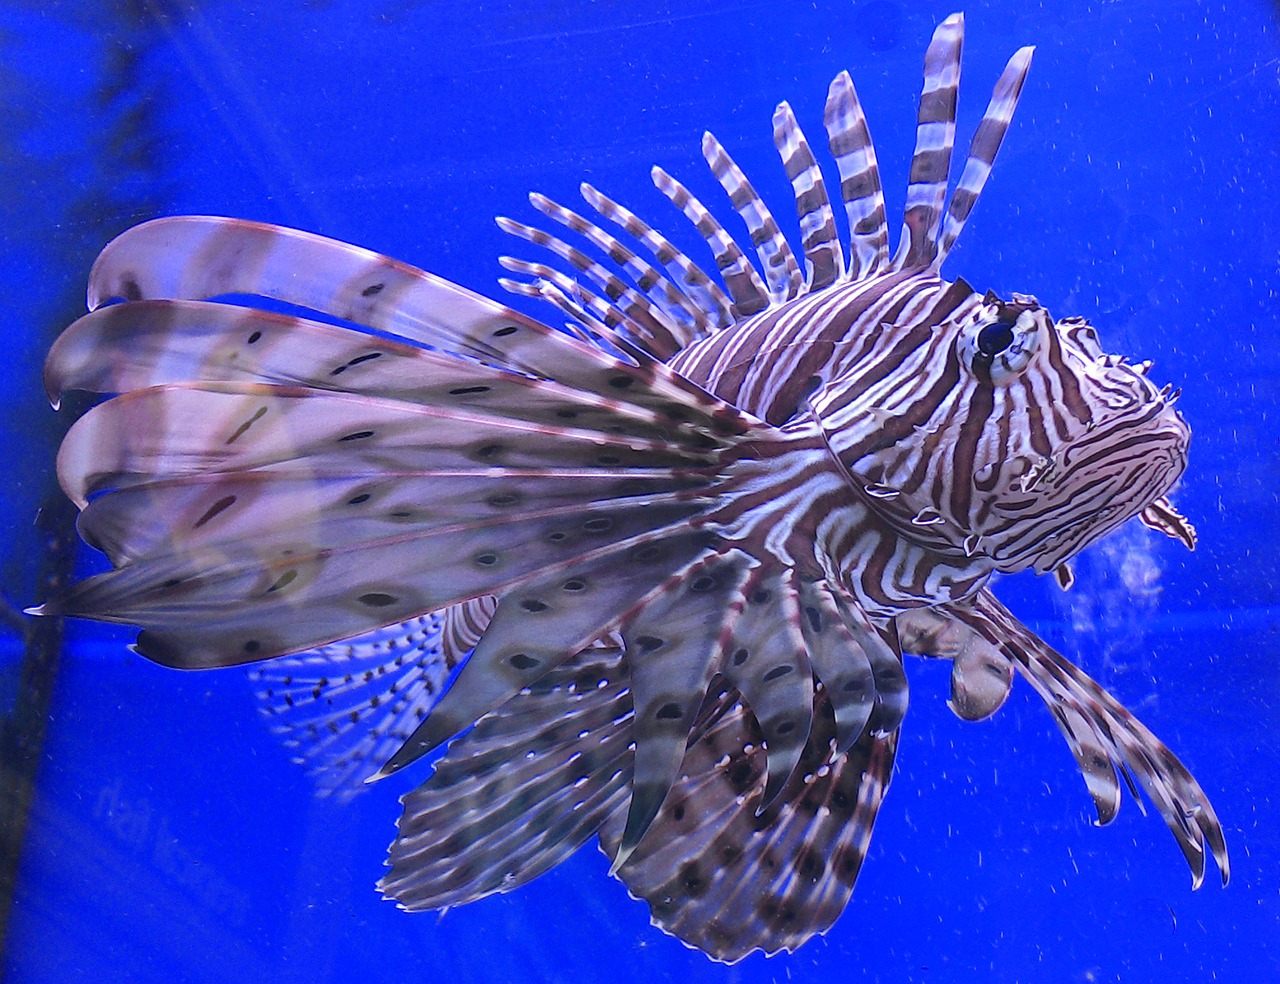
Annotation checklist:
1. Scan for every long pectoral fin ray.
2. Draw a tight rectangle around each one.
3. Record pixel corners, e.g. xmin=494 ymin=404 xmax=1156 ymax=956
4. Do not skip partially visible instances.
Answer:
xmin=613 ymin=549 xmax=752 ymax=867
xmin=381 ymin=647 xmax=633 ymax=909
xmin=74 ymin=469 xmax=705 ymax=569
xmin=53 ymin=490 xmax=708 ymax=669
xmin=374 ymin=531 xmax=717 ymax=778
xmin=720 ymin=567 xmax=814 ymax=811
xmin=57 ymin=381 xmax=715 ymax=508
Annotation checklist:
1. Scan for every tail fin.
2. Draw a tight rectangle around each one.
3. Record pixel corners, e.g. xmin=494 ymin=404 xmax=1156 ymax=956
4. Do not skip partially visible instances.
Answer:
xmin=248 ymin=599 xmax=497 ymax=798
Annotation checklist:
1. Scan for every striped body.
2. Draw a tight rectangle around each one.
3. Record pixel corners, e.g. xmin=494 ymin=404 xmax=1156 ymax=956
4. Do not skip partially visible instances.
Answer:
xmin=38 ymin=12 xmax=1225 ymax=964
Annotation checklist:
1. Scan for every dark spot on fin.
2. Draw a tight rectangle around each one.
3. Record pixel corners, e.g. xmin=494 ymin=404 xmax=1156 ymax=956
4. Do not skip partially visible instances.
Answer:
xmin=225 ymin=406 xmax=268 ymax=445
xmin=193 ymin=495 xmax=236 ymax=529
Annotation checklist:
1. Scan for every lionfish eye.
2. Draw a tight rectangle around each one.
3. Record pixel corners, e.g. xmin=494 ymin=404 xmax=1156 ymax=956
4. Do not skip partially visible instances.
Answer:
xmin=959 ymin=308 xmax=1044 ymax=385
xmin=976 ymin=321 xmax=1015 ymax=356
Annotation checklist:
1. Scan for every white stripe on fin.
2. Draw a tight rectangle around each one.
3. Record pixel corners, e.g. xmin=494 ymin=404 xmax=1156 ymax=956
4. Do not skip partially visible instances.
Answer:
xmin=702 ymin=131 xmax=804 ymax=304
xmin=935 ymin=44 xmax=1035 ymax=268
xmin=524 ymin=192 xmax=707 ymax=353
xmin=823 ymin=69 xmax=890 ymax=280
xmin=894 ymin=12 xmax=965 ymax=271
xmin=772 ymin=101 xmax=845 ymax=292
xmin=580 ymin=183 xmax=735 ymax=334
xmin=652 ymin=165 xmax=772 ymax=319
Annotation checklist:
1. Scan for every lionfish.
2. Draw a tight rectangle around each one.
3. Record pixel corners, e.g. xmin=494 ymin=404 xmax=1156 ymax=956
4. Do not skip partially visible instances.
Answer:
xmin=39 ymin=13 xmax=1227 ymax=962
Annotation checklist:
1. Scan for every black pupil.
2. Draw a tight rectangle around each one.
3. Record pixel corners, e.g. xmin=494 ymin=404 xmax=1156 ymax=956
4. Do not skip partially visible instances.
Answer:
xmin=976 ymin=320 xmax=1016 ymax=357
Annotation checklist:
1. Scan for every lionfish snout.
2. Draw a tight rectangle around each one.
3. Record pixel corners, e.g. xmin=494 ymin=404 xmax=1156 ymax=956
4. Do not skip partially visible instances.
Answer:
xmin=980 ymin=363 xmax=1191 ymax=574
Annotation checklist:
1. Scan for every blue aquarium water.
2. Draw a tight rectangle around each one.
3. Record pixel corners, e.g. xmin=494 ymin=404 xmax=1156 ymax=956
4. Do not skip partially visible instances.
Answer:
xmin=2 ymin=1 xmax=1278 ymax=981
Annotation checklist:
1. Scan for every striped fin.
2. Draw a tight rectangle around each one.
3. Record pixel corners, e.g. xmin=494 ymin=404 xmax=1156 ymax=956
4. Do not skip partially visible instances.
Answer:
xmin=525 ymin=192 xmax=707 ymax=350
xmin=496 ymin=208 xmax=686 ymax=360
xmin=44 ymin=299 xmax=719 ymax=446
xmin=935 ymin=44 xmax=1035 ymax=266
xmin=952 ymin=590 xmax=1230 ymax=889
xmin=651 ymin=166 xmax=771 ymax=318
xmin=604 ymin=688 xmax=898 ymax=963
xmin=1139 ymin=495 xmax=1198 ymax=551
xmin=492 ymin=272 xmax=601 ymax=346
xmin=499 ymin=10 xmax=1034 ymax=353
xmin=441 ymin=596 xmax=497 ymax=665
xmin=47 ymin=454 xmax=712 ymax=668
xmin=495 ymin=254 xmax=640 ymax=353
xmin=382 ymin=646 xmax=634 ymax=909
xmin=55 ymin=382 xmax=717 ymax=507
xmin=772 ymin=102 xmax=844 ymax=291
xmin=374 ymin=531 xmax=718 ymax=779
xmin=894 ymin=12 xmax=964 ymax=271
xmin=84 ymin=216 xmax=742 ymax=428
xmin=613 ymin=548 xmax=752 ymax=867
xmin=823 ymin=70 xmax=889 ymax=279
xmin=579 ymin=183 xmax=735 ymax=333
xmin=701 ymin=131 xmax=804 ymax=303
xmin=71 ymin=472 xmax=695 ymax=570
xmin=248 ymin=613 xmax=454 ymax=797
xmin=500 ymin=276 xmax=615 ymax=348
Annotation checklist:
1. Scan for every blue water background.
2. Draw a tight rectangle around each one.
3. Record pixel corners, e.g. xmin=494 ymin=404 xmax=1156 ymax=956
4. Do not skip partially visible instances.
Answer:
xmin=2 ymin=0 xmax=1278 ymax=981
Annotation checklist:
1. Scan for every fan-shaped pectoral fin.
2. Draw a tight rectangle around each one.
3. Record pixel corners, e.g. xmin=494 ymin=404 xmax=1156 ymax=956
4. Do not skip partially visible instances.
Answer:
xmin=612 ymin=549 xmax=753 ymax=870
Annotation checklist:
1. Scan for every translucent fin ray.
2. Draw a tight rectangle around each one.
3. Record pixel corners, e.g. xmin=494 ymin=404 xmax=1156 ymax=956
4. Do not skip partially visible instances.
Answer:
xmin=249 ymin=613 xmax=455 ymax=797
xmin=604 ymin=689 xmax=898 ymax=963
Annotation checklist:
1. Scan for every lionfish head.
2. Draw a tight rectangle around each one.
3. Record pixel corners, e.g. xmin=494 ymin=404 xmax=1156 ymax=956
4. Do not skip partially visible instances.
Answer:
xmin=837 ymin=289 xmax=1190 ymax=577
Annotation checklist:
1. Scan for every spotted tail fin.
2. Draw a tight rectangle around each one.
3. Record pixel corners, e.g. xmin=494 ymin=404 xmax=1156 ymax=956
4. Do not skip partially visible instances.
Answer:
xmin=249 ymin=613 xmax=456 ymax=798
